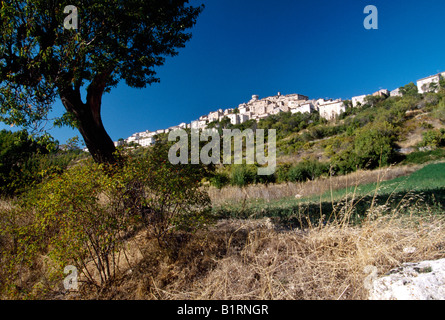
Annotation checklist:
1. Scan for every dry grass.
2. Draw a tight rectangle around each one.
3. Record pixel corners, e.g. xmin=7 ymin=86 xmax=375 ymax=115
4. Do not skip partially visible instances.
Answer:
xmin=209 ymin=164 xmax=421 ymax=207
xmin=2 ymin=163 xmax=443 ymax=300
xmin=80 ymin=207 xmax=445 ymax=300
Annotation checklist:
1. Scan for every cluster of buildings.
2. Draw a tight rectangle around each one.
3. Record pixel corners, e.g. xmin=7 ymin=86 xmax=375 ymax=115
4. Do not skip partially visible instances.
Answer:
xmin=115 ymin=71 xmax=445 ymax=149
xmin=351 ymin=71 xmax=445 ymax=108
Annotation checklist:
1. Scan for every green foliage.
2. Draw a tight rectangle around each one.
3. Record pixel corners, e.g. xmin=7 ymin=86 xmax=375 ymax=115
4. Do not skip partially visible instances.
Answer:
xmin=331 ymin=121 xmax=398 ymax=174
xmin=210 ymin=172 xmax=230 ymax=189
xmin=136 ymin=143 xmax=214 ymax=238
xmin=400 ymin=82 xmax=419 ymax=97
xmin=301 ymin=124 xmax=346 ymax=142
xmin=0 ymin=130 xmax=61 ymax=196
xmin=419 ymin=129 xmax=445 ymax=148
xmin=402 ymin=148 xmax=445 ymax=165
xmin=230 ymin=165 xmax=257 ymax=187
xmin=432 ymin=98 xmax=445 ymax=122
xmin=275 ymin=164 xmax=292 ymax=183
xmin=286 ymin=160 xmax=329 ymax=183
xmin=227 ymin=164 xmax=275 ymax=187
xmin=0 ymin=0 xmax=204 ymax=128
xmin=364 ymin=95 xmax=385 ymax=107
xmin=258 ymin=111 xmax=322 ymax=139
xmin=27 ymin=161 xmax=133 ymax=286
xmin=353 ymin=121 xmax=398 ymax=169
xmin=0 ymin=145 xmax=214 ymax=293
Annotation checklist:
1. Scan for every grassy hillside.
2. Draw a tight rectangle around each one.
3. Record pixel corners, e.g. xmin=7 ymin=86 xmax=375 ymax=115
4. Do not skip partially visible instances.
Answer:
xmin=209 ymin=87 xmax=445 ymax=189
xmin=213 ymin=162 xmax=445 ymax=227
xmin=2 ymin=85 xmax=445 ymax=300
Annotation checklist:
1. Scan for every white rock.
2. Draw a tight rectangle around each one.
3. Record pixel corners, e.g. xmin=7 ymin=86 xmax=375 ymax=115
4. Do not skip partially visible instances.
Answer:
xmin=369 ymin=259 xmax=445 ymax=300
xmin=403 ymin=247 xmax=417 ymax=254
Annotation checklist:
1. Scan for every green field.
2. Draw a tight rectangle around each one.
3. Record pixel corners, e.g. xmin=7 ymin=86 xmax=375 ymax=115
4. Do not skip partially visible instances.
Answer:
xmin=214 ymin=162 xmax=445 ymax=227
xmin=316 ymin=161 xmax=445 ymax=202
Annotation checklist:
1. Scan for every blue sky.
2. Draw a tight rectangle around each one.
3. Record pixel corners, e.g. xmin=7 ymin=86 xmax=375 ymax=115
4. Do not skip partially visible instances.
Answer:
xmin=3 ymin=0 xmax=445 ymax=145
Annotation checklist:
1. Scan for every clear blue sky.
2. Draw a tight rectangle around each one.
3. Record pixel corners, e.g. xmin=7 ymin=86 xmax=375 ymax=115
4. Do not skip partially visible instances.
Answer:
xmin=4 ymin=0 xmax=445 ymax=145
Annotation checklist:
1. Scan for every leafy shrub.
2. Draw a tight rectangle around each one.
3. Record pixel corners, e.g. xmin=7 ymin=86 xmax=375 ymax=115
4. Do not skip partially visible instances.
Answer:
xmin=1 ymin=144 xmax=214 ymax=292
xmin=210 ymin=172 xmax=230 ymax=189
xmin=0 ymin=130 xmax=57 ymax=196
xmin=230 ymin=165 xmax=257 ymax=187
xmin=136 ymin=143 xmax=214 ymax=241
xmin=287 ymin=160 xmax=329 ymax=183
xmin=432 ymin=98 xmax=445 ymax=122
xmin=353 ymin=121 xmax=398 ymax=169
xmin=258 ymin=111 xmax=322 ymax=139
xmin=399 ymin=82 xmax=419 ymax=97
xmin=330 ymin=147 xmax=359 ymax=176
xmin=419 ymin=129 xmax=445 ymax=148
xmin=31 ymin=161 xmax=134 ymax=286
xmin=275 ymin=164 xmax=292 ymax=183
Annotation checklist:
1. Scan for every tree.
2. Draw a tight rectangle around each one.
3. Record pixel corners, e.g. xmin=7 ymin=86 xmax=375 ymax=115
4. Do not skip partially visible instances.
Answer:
xmin=353 ymin=121 xmax=398 ymax=169
xmin=0 ymin=1 xmax=203 ymax=164
xmin=364 ymin=95 xmax=385 ymax=107
xmin=399 ymin=82 xmax=419 ymax=97
xmin=440 ymin=77 xmax=445 ymax=90
xmin=0 ymin=129 xmax=55 ymax=195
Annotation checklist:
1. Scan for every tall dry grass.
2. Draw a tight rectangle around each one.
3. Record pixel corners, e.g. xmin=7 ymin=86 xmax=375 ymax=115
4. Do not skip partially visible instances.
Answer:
xmin=68 ymin=162 xmax=444 ymax=301
xmin=209 ymin=164 xmax=421 ymax=207
xmin=89 ymin=203 xmax=444 ymax=300
xmin=157 ymin=215 xmax=443 ymax=300
xmin=3 ymin=163 xmax=443 ymax=300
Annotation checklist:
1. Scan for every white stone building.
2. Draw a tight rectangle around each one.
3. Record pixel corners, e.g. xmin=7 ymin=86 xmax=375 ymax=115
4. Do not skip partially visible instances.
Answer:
xmin=138 ymin=137 xmax=155 ymax=147
xmin=417 ymin=74 xmax=441 ymax=94
xmin=390 ymin=88 xmax=402 ymax=97
xmin=126 ymin=133 xmax=140 ymax=144
xmin=227 ymin=114 xmax=239 ymax=125
xmin=291 ymin=101 xmax=315 ymax=114
xmin=351 ymin=95 xmax=367 ymax=107
xmin=191 ymin=120 xmax=208 ymax=130
xmin=238 ymin=104 xmax=250 ymax=115
xmin=208 ymin=109 xmax=223 ymax=122
xmin=318 ymin=100 xmax=346 ymax=120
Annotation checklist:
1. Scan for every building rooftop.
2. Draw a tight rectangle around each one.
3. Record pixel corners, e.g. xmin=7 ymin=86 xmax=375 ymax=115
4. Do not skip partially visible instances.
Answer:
xmin=417 ymin=74 xmax=441 ymax=81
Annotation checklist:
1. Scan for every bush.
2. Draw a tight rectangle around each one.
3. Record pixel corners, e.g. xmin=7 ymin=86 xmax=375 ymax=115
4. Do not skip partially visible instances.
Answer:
xmin=330 ymin=147 xmax=359 ymax=176
xmin=419 ymin=129 xmax=445 ymax=148
xmin=230 ymin=165 xmax=257 ymax=187
xmin=432 ymin=98 xmax=445 ymax=122
xmin=0 ymin=145 xmax=214 ymax=293
xmin=126 ymin=143 xmax=214 ymax=243
xmin=0 ymin=130 xmax=57 ymax=196
xmin=275 ymin=164 xmax=292 ymax=183
xmin=30 ymin=161 xmax=134 ymax=286
xmin=210 ymin=172 xmax=230 ymax=189
xmin=287 ymin=160 xmax=329 ymax=183
xmin=353 ymin=121 xmax=398 ymax=169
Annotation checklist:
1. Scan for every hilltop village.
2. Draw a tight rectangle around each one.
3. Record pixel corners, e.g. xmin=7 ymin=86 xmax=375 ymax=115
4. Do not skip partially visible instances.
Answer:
xmin=115 ymin=71 xmax=445 ymax=148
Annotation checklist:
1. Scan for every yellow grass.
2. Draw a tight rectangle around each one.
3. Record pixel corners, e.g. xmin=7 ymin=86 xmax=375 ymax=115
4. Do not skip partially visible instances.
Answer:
xmin=2 ymin=163 xmax=444 ymax=300
xmin=81 ymin=209 xmax=445 ymax=300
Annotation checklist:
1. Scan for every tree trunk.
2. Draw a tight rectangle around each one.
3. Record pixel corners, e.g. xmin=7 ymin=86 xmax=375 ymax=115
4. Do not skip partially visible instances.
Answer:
xmin=76 ymin=104 xmax=117 ymax=165
xmin=60 ymin=71 xmax=118 ymax=165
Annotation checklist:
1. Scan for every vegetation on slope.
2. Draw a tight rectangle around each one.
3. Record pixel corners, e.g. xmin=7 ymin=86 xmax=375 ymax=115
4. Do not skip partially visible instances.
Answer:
xmin=0 ymin=82 xmax=445 ymax=300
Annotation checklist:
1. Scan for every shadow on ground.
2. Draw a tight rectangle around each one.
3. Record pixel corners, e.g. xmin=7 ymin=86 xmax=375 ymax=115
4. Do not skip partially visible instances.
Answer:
xmin=213 ymin=188 xmax=445 ymax=229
